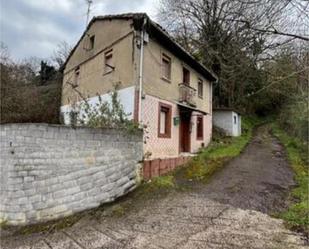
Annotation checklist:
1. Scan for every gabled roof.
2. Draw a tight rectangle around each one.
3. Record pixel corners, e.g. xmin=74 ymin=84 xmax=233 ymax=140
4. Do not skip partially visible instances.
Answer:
xmin=63 ymin=13 xmax=217 ymax=82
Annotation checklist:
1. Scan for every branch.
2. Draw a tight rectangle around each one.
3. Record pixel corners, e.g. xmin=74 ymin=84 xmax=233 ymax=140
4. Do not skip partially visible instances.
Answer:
xmin=249 ymin=26 xmax=309 ymax=41
xmin=215 ymin=16 xmax=309 ymax=41
xmin=247 ymin=67 xmax=309 ymax=97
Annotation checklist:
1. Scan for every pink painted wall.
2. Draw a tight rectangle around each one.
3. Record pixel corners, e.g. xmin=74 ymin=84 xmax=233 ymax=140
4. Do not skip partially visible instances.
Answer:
xmin=190 ymin=112 xmax=212 ymax=153
xmin=142 ymin=95 xmax=179 ymax=159
xmin=141 ymin=95 xmax=212 ymax=160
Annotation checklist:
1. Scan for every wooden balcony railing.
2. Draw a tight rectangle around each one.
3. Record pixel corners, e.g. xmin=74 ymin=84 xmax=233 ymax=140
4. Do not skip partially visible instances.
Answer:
xmin=179 ymin=83 xmax=197 ymax=107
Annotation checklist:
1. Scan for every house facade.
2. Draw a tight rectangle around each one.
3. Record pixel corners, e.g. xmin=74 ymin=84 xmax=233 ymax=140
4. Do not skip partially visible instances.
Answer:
xmin=61 ymin=13 xmax=217 ymax=177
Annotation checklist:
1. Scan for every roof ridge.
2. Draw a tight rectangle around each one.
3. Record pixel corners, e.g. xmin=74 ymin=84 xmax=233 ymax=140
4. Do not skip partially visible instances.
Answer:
xmin=62 ymin=12 xmax=217 ymax=81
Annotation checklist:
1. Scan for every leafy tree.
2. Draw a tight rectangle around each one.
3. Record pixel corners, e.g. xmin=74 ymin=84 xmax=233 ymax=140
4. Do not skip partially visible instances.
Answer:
xmin=39 ymin=60 xmax=56 ymax=84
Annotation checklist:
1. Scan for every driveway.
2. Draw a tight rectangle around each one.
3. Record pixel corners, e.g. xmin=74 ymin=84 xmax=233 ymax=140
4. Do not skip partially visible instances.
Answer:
xmin=1 ymin=125 xmax=307 ymax=249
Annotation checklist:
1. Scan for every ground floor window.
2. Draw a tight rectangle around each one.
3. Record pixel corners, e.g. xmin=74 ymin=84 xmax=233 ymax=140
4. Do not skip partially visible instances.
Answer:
xmin=196 ymin=115 xmax=203 ymax=140
xmin=158 ymin=102 xmax=172 ymax=138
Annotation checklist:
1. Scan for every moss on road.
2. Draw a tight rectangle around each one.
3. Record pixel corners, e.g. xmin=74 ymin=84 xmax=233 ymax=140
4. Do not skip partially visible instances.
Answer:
xmin=180 ymin=116 xmax=261 ymax=182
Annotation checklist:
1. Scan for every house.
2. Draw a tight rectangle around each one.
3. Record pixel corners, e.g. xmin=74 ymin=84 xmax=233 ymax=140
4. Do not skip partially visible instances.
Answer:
xmin=61 ymin=13 xmax=217 ymax=178
xmin=213 ymin=108 xmax=241 ymax=136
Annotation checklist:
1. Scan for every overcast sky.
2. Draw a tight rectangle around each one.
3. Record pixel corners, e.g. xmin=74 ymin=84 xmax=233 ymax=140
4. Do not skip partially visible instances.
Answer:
xmin=0 ymin=0 xmax=159 ymax=61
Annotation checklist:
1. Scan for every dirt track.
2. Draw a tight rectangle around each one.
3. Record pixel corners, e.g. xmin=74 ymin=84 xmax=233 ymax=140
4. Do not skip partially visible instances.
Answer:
xmin=1 ymin=125 xmax=307 ymax=249
xmin=197 ymin=125 xmax=296 ymax=214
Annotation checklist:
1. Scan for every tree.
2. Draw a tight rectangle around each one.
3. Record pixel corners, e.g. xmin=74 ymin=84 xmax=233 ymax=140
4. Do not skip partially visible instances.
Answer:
xmin=39 ymin=60 xmax=56 ymax=84
xmin=158 ymin=0 xmax=308 ymax=111
xmin=0 ymin=44 xmax=62 ymax=124
xmin=0 ymin=42 xmax=10 ymax=64
xmin=52 ymin=41 xmax=72 ymax=69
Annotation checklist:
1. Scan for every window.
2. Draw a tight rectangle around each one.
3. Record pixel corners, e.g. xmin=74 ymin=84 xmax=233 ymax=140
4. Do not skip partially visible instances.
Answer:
xmin=183 ymin=67 xmax=190 ymax=85
xmin=161 ymin=53 xmax=171 ymax=81
xmin=73 ymin=67 xmax=80 ymax=87
xmin=89 ymin=35 xmax=95 ymax=50
xmin=198 ymin=79 xmax=203 ymax=98
xmin=158 ymin=103 xmax=172 ymax=138
xmin=104 ymin=49 xmax=114 ymax=74
xmin=196 ymin=115 xmax=203 ymax=140
xmin=234 ymin=115 xmax=237 ymax=124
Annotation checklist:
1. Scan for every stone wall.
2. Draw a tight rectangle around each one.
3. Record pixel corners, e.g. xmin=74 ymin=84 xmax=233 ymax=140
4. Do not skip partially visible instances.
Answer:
xmin=0 ymin=124 xmax=143 ymax=225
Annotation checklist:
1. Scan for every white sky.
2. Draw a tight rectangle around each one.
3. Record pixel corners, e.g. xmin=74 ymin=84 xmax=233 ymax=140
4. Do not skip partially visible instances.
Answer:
xmin=0 ymin=0 xmax=159 ymax=61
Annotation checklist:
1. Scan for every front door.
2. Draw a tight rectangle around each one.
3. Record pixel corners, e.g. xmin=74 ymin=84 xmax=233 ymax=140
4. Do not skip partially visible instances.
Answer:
xmin=179 ymin=111 xmax=191 ymax=153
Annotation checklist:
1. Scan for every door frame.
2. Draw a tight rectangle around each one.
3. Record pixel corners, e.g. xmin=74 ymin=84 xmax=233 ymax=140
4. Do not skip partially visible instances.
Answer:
xmin=179 ymin=109 xmax=191 ymax=153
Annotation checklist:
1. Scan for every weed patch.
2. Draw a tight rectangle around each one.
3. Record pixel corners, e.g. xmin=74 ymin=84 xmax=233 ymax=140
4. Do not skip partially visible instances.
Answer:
xmin=150 ymin=175 xmax=176 ymax=188
xmin=272 ymin=123 xmax=308 ymax=235
xmin=183 ymin=116 xmax=261 ymax=182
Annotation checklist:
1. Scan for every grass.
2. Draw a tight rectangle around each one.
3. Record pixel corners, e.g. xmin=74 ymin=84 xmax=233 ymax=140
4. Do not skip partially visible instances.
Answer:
xmin=149 ymin=175 xmax=176 ymax=189
xmin=272 ymin=123 xmax=309 ymax=234
xmin=184 ymin=116 xmax=261 ymax=181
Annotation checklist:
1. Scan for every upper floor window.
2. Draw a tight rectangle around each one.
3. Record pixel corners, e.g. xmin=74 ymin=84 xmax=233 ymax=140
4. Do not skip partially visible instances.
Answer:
xmin=158 ymin=102 xmax=172 ymax=138
xmin=196 ymin=115 xmax=203 ymax=140
xmin=198 ymin=79 xmax=203 ymax=98
xmin=89 ymin=35 xmax=95 ymax=50
xmin=73 ymin=67 xmax=80 ymax=87
xmin=183 ymin=67 xmax=190 ymax=85
xmin=104 ymin=49 xmax=114 ymax=74
xmin=161 ymin=53 xmax=171 ymax=81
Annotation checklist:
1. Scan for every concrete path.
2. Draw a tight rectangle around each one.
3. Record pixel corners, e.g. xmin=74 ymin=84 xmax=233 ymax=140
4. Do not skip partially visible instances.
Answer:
xmin=1 ymin=125 xmax=307 ymax=249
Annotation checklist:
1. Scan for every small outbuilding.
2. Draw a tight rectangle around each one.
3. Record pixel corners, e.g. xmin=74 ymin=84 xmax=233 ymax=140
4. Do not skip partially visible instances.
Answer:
xmin=213 ymin=108 xmax=241 ymax=137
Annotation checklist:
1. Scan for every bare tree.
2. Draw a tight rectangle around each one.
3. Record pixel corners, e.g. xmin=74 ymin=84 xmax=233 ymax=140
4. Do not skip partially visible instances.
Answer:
xmin=0 ymin=41 xmax=11 ymax=64
xmin=51 ymin=41 xmax=72 ymax=69
xmin=158 ymin=0 xmax=308 ymax=108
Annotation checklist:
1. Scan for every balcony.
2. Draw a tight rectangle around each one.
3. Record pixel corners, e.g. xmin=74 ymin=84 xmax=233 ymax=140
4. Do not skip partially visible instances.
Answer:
xmin=179 ymin=83 xmax=197 ymax=107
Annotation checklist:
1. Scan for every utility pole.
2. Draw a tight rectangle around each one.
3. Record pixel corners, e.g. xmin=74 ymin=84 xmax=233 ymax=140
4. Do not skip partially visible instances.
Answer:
xmin=85 ymin=0 xmax=93 ymax=27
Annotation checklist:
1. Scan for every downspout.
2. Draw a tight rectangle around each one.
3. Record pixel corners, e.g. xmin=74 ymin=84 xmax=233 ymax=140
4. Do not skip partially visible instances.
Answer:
xmin=138 ymin=17 xmax=147 ymax=124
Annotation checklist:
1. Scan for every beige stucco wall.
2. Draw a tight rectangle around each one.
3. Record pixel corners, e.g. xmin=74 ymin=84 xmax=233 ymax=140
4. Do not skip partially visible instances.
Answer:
xmin=62 ymin=19 xmax=137 ymax=106
xmin=65 ymin=19 xmax=134 ymax=72
xmin=142 ymin=38 xmax=212 ymax=115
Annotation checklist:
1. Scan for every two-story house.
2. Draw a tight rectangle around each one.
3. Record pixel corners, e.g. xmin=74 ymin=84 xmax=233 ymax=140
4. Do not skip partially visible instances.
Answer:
xmin=61 ymin=13 xmax=217 ymax=179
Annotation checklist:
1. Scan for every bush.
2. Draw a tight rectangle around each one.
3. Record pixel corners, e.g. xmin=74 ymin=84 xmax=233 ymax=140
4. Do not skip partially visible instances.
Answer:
xmin=70 ymin=85 xmax=139 ymax=131
xmin=0 ymin=62 xmax=62 ymax=124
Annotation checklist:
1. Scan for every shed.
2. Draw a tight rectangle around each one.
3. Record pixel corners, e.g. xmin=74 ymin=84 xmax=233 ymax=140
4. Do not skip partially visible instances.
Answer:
xmin=213 ymin=108 xmax=241 ymax=136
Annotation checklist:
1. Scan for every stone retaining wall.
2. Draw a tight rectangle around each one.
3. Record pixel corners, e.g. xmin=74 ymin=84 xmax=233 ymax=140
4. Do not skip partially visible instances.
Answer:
xmin=0 ymin=124 xmax=143 ymax=225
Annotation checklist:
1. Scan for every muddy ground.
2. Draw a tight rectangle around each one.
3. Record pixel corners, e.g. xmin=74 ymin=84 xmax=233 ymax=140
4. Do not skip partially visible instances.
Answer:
xmin=192 ymin=125 xmax=296 ymax=214
xmin=1 ymin=125 xmax=307 ymax=249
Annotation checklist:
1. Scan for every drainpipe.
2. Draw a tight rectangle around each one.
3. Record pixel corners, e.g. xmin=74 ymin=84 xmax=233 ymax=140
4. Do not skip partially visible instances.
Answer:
xmin=138 ymin=17 xmax=147 ymax=124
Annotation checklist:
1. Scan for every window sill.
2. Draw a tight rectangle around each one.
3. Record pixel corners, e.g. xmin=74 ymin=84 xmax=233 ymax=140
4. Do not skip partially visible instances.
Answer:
xmin=198 ymin=95 xmax=203 ymax=99
xmin=103 ymin=70 xmax=113 ymax=76
xmin=161 ymin=77 xmax=171 ymax=83
xmin=158 ymin=133 xmax=171 ymax=138
xmin=197 ymin=137 xmax=204 ymax=141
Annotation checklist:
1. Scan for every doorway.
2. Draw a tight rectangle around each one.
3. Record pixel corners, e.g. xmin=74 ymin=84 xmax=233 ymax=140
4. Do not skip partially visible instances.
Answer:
xmin=179 ymin=110 xmax=191 ymax=153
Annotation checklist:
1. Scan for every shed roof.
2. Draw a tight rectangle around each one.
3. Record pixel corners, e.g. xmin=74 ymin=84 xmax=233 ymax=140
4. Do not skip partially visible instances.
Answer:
xmin=213 ymin=108 xmax=242 ymax=115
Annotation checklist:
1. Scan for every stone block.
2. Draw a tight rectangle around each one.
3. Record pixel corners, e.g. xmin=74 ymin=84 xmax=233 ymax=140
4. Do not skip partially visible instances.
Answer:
xmin=23 ymin=176 xmax=35 ymax=183
xmin=29 ymin=195 xmax=41 ymax=203
xmin=39 ymin=205 xmax=68 ymax=218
